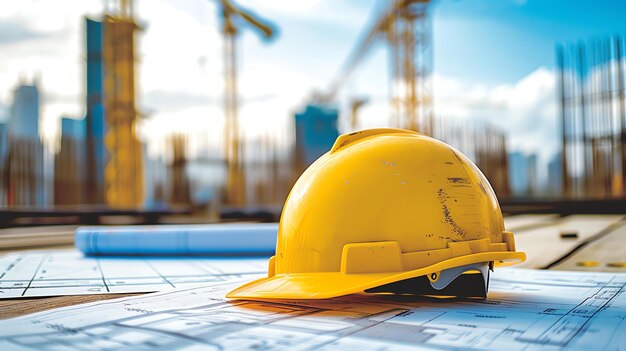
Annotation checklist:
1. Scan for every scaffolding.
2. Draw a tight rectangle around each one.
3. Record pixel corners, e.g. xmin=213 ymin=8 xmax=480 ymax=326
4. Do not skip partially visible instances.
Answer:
xmin=387 ymin=0 xmax=433 ymax=132
xmin=317 ymin=0 xmax=433 ymax=133
xmin=558 ymin=36 xmax=626 ymax=198
xmin=102 ymin=1 xmax=144 ymax=208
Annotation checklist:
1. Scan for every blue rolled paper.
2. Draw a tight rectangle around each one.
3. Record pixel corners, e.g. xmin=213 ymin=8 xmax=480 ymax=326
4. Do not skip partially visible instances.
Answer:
xmin=75 ymin=223 xmax=278 ymax=256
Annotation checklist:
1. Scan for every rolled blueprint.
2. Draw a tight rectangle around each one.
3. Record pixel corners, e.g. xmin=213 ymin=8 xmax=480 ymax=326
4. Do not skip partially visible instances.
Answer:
xmin=75 ymin=223 xmax=278 ymax=256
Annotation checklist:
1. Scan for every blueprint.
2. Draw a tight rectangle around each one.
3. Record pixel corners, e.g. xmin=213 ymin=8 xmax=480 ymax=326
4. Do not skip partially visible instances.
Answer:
xmin=0 ymin=250 xmax=267 ymax=298
xmin=0 ymin=268 xmax=624 ymax=350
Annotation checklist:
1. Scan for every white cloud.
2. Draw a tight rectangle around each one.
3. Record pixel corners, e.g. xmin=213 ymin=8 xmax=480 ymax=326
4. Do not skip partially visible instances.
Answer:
xmin=134 ymin=0 xmax=320 ymax=158
xmin=0 ymin=0 xmax=560 ymax=179
xmin=434 ymin=67 xmax=558 ymax=160
xmin=429 ymin=67 xmax=558 ymax=186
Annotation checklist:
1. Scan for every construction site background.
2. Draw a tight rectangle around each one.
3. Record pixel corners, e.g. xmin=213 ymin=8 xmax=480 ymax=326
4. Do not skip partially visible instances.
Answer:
xmin=0 ymin=0 xmax=624 ymax=223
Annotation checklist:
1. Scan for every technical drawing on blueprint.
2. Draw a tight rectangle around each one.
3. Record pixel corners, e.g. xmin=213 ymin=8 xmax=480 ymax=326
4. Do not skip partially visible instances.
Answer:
xmin=0 ymin=268 xmax=624 ymax=350
xmin=0 ymin=250 xmax=267 ymax=298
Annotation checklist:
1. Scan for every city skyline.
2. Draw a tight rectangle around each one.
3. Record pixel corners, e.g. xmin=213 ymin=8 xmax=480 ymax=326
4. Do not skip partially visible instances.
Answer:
xmin=0 ymin=0 xmax=624 ymax=199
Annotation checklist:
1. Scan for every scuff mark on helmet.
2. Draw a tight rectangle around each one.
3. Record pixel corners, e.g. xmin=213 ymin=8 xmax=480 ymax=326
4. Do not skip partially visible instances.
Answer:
xmin=447 ymin=177 xmax=470 ymax=184
xmin=437 ymin=188 xmax=465 ymax=238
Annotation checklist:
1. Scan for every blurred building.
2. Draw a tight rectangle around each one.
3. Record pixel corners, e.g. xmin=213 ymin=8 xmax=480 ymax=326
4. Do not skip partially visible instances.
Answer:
xmin=85 ymin=18 xmax=107 ymax=205
xmin=294 ymin=104 xmax=339 ymax=173
xmin=547 ymin=152 xmax=563 ymax=196
xmin=5 ymin=81 xmax=45 ymax=206
xmin=558 ymin=36 xmax=626 ymax=198
xmin=508 ymin=151 xmax=538 ymax=197
xmin=0 ymin=123 xmax=7 ymax=206
xmin=142 ymin=144 xmax=157 ymax=208
xmin=142 ymin=149 xmax=170 ymax=209
xmin=167 ymin=135 xmax=191 ymax=206
xmin=8 ymin=83 xmax=39 ymax=140
xmin=246 ymin=134 xmax=293 ymax=207
xmin=54 ymin=117 xmax=86 ymax=205
xmin=85 ymin=15 xmax=144 ymax=208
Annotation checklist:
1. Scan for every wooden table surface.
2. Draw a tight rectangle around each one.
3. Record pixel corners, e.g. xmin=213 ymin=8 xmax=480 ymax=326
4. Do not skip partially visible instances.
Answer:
xmin=1 ymin=214 xmax=625 ymax=320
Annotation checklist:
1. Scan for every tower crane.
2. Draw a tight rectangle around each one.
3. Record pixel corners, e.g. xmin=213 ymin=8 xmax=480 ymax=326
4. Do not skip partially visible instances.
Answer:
xmin=317 ymin=0 xmax=433 ymax=133
xmin=211 ymin=0 xmax=276 ymax=207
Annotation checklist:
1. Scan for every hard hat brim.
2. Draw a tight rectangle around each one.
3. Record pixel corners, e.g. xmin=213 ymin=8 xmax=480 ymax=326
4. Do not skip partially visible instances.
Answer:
xmin=226 ymin=251 xmax=526 ymax=300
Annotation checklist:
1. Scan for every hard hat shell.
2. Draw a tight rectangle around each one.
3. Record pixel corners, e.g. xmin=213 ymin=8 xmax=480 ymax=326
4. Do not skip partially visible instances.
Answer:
xmin=228 ymin=128 xmax=525 ymax=300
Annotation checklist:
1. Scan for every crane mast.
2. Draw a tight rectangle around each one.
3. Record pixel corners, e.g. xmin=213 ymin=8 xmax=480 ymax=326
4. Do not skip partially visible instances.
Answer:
xmin=319 ymin=0 xmax=433 ymax=133
xmin=215 ymin=0 xmax=275 ymax=207
xmin=102 ymin=0 xmax=144 ymax=208
xmin=388 ymin=0 xmax=432 ymax=132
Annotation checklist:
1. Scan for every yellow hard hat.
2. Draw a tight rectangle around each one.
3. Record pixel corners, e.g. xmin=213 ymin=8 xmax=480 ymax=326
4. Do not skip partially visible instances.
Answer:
xmin=227 ymin=128 xmax=525 ymax=300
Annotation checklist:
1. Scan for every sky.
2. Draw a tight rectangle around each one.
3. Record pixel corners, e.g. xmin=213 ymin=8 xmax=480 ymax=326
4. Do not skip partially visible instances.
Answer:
xmin=0 ymin=0 xmax=624 ymax=177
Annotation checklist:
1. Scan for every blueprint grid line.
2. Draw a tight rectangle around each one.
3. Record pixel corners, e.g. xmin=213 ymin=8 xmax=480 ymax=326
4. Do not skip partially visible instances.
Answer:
xmin=0 ymin=250 xmax=268 ymax=298
xmin=95 ymin=259 xmax=110 ymax=293
xmin=145 ymin=260 xmax=175 ymax=288
xmin=0 ymin=272 xmax=272 ymax=282
xmin=20 ymin=253 xmax=48 ymax=297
